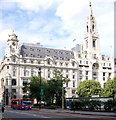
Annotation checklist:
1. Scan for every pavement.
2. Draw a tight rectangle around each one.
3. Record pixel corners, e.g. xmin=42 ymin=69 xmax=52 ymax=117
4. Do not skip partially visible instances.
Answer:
xmin=32 ymin=108 xmax=116 ymax=117
xmin=0 ymin=112 xmax=3 ymax=120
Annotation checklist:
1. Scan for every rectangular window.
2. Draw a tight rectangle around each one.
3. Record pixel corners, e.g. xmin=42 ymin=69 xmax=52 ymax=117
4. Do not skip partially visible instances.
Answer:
xmin=93 ymin=40 xmax=95 ymax=47
xmin=103 ymin=72 xmax=105 ymax=76
xmin=12 ymin=89 xmax=16 ymax=93
xmin=80 ymin=76 xmax=82 ymax=80
xmin=66 ymin=69 xmax=68 ymax=73
xmin=86 ymin=61 xmax=88 ymax=64
xmin=109 ymin=73 xmax=111 ymax=77
xmin=103 ymin=77 xmax=105 ymax=81
xmin=23 ymin=79 xmax=28 ymax=86
xmin=86 ymin=76 xmax=88 ymax=80
xmin=80 ymin=60 xmax=82 ymax=64
xmin=24 ymin=71 xmax=26 ymax=76
xmin=73 ymin=75 xmax=75 ymax=79
xmin=31 ymin=71 xmax=34 ymax=76
xmin=78 ymin=54 xmax=81 ymax=58
xmin=72 ymin=70 xmax=75 ymax=73
xmin=6 ymin=79 xmax=8 ymax=86
xmin=12 ymin=79 xmax=16 ymax=86
xmin=102 ymin=56 xmax=104 ymax=60
xmin=13 ymin=71 xmax=16 ymax=76
xmin=48 ymin=73 xmax=50 ymax=78
xmin=79 ymin=70 xmax=82 ymax=74
xmin=86 ymin=71 xmax=89 ymax=75
xmin=66 ymin=75 xmax=68 ymax=78
xmin=73 ymin=81 xmax=75 ymax=87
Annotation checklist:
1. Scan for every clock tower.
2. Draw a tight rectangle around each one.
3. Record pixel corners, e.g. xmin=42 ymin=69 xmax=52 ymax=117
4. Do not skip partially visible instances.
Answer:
xmin=5 ymin=30 xmax=19 ymax=57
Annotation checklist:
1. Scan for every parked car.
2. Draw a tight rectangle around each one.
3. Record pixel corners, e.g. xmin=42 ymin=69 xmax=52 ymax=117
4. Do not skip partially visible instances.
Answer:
xmin=0 ymin=103 xmax=4 ymax=112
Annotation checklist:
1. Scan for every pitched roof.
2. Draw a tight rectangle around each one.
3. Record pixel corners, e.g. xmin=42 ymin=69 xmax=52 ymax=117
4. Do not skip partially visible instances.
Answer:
xmin=20 ymin=44 xmax=74 ymax=61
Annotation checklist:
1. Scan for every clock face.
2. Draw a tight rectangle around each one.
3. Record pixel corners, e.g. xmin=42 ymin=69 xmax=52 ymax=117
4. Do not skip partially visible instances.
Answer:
xmin=12 ymin=42 xmax=16 ymax=46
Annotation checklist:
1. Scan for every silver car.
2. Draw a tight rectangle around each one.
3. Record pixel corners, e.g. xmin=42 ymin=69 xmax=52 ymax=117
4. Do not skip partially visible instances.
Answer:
xmin=0 ymin=103 xmax=4 ymax=112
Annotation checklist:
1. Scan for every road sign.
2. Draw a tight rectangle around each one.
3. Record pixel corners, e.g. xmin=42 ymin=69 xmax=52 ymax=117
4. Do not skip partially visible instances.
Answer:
xmin=41 ymin=89 xmax=44 ymax=98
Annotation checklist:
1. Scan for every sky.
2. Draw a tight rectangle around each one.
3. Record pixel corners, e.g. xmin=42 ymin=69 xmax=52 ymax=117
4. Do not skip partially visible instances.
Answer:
xmin=0 ymin=0 xmax=115 ymax=62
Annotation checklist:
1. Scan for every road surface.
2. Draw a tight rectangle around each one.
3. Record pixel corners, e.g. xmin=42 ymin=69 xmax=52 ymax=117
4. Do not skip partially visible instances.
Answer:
xmin=1 ymin=107 xmax=116 ymax=120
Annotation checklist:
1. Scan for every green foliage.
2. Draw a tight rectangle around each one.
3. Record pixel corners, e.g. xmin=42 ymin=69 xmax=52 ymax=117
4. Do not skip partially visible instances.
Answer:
xmin=45 ymin=69 xmax=70 ymax=106
xmin=23 ymin=76 xmax=47 ymax=104
xmin=77 ymin=80 xmax=103 ymax=97
xmin=103 ymin=78 xmax=116 ymax=101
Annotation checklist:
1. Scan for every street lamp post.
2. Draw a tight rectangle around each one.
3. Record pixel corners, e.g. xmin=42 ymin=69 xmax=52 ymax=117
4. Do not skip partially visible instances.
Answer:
xmin=62 ymin=86 xmax=64 ymax=110
xmin=9 ymin=74 xmax=12 ymax=105
xmin=38 ymin=68 xmax=41 ymax=109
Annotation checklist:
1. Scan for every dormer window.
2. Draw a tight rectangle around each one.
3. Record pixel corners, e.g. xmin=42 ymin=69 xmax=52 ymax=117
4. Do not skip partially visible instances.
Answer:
xmin=24 ymin=60 xmax=26 ymax=63
xmin=72 ymin=62 xmax=75 ymax=67
xmin=47 ymin=59 xmax=50 ymax=65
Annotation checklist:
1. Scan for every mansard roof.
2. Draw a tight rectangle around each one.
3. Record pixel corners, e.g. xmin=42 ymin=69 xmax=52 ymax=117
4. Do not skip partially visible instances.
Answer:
xmin=20 ymin=44 xmax=74 ymax=61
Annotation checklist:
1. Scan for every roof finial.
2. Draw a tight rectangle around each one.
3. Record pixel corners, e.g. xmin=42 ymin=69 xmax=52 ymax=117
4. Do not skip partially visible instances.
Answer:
xmin=89 ymin=2 xmax=91 ymax=7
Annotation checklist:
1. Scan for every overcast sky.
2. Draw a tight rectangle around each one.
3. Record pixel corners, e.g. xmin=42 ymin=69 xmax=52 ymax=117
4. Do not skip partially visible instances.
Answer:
xmin=0 ymin=0 xmax=115 ymax=62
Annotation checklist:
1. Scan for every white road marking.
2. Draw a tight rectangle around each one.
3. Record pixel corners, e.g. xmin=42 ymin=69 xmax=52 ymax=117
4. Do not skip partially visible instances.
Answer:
xmin=8 ymin=110 xmax=51 ymax=118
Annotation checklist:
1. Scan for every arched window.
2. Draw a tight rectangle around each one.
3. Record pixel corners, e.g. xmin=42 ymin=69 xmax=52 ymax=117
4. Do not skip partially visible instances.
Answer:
xmin=87 ymin=25 xmax=88 ymax=32
xmin=92 ymin=25 xmax=94 ymax=31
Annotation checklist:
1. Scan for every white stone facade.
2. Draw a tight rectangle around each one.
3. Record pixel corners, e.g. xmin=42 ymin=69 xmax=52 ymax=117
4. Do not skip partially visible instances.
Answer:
xmin=0 ymin=4 xmax=114 ymax=104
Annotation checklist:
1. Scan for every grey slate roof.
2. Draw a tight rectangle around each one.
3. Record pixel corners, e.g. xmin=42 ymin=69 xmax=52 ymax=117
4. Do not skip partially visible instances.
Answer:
xmin=20 ymin=44 xmax=74 ymax=61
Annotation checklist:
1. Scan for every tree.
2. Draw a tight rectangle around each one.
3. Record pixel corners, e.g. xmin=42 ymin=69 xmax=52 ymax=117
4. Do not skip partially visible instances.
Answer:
xmin=46 ymin=70 xmax=69 ymax=106
xmin=77 ymin=80 xmax=103 ymax=97
xmin=23 ymin=76 xmax=47 ymax=104
xmin=104 ymin=77 xmax=116 ymax=101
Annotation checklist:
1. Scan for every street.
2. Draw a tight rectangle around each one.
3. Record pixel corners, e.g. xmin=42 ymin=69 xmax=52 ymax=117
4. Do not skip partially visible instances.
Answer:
xmin=1 ymin=107 xmax=116 ymax=120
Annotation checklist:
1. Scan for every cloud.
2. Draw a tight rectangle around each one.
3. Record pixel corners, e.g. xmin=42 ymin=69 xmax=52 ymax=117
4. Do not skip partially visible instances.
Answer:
xmin=56 ymin=0 xmax=88 ymax=22
xmin=0 ymin=0 xmax=114 ymax=59
xmin=14 ymin=0 xmax=55 ymax=12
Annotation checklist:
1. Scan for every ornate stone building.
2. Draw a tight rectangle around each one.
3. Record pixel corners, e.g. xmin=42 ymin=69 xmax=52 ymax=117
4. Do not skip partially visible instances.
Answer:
xmin=0 ymin=4 xmax=114 ymax=104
